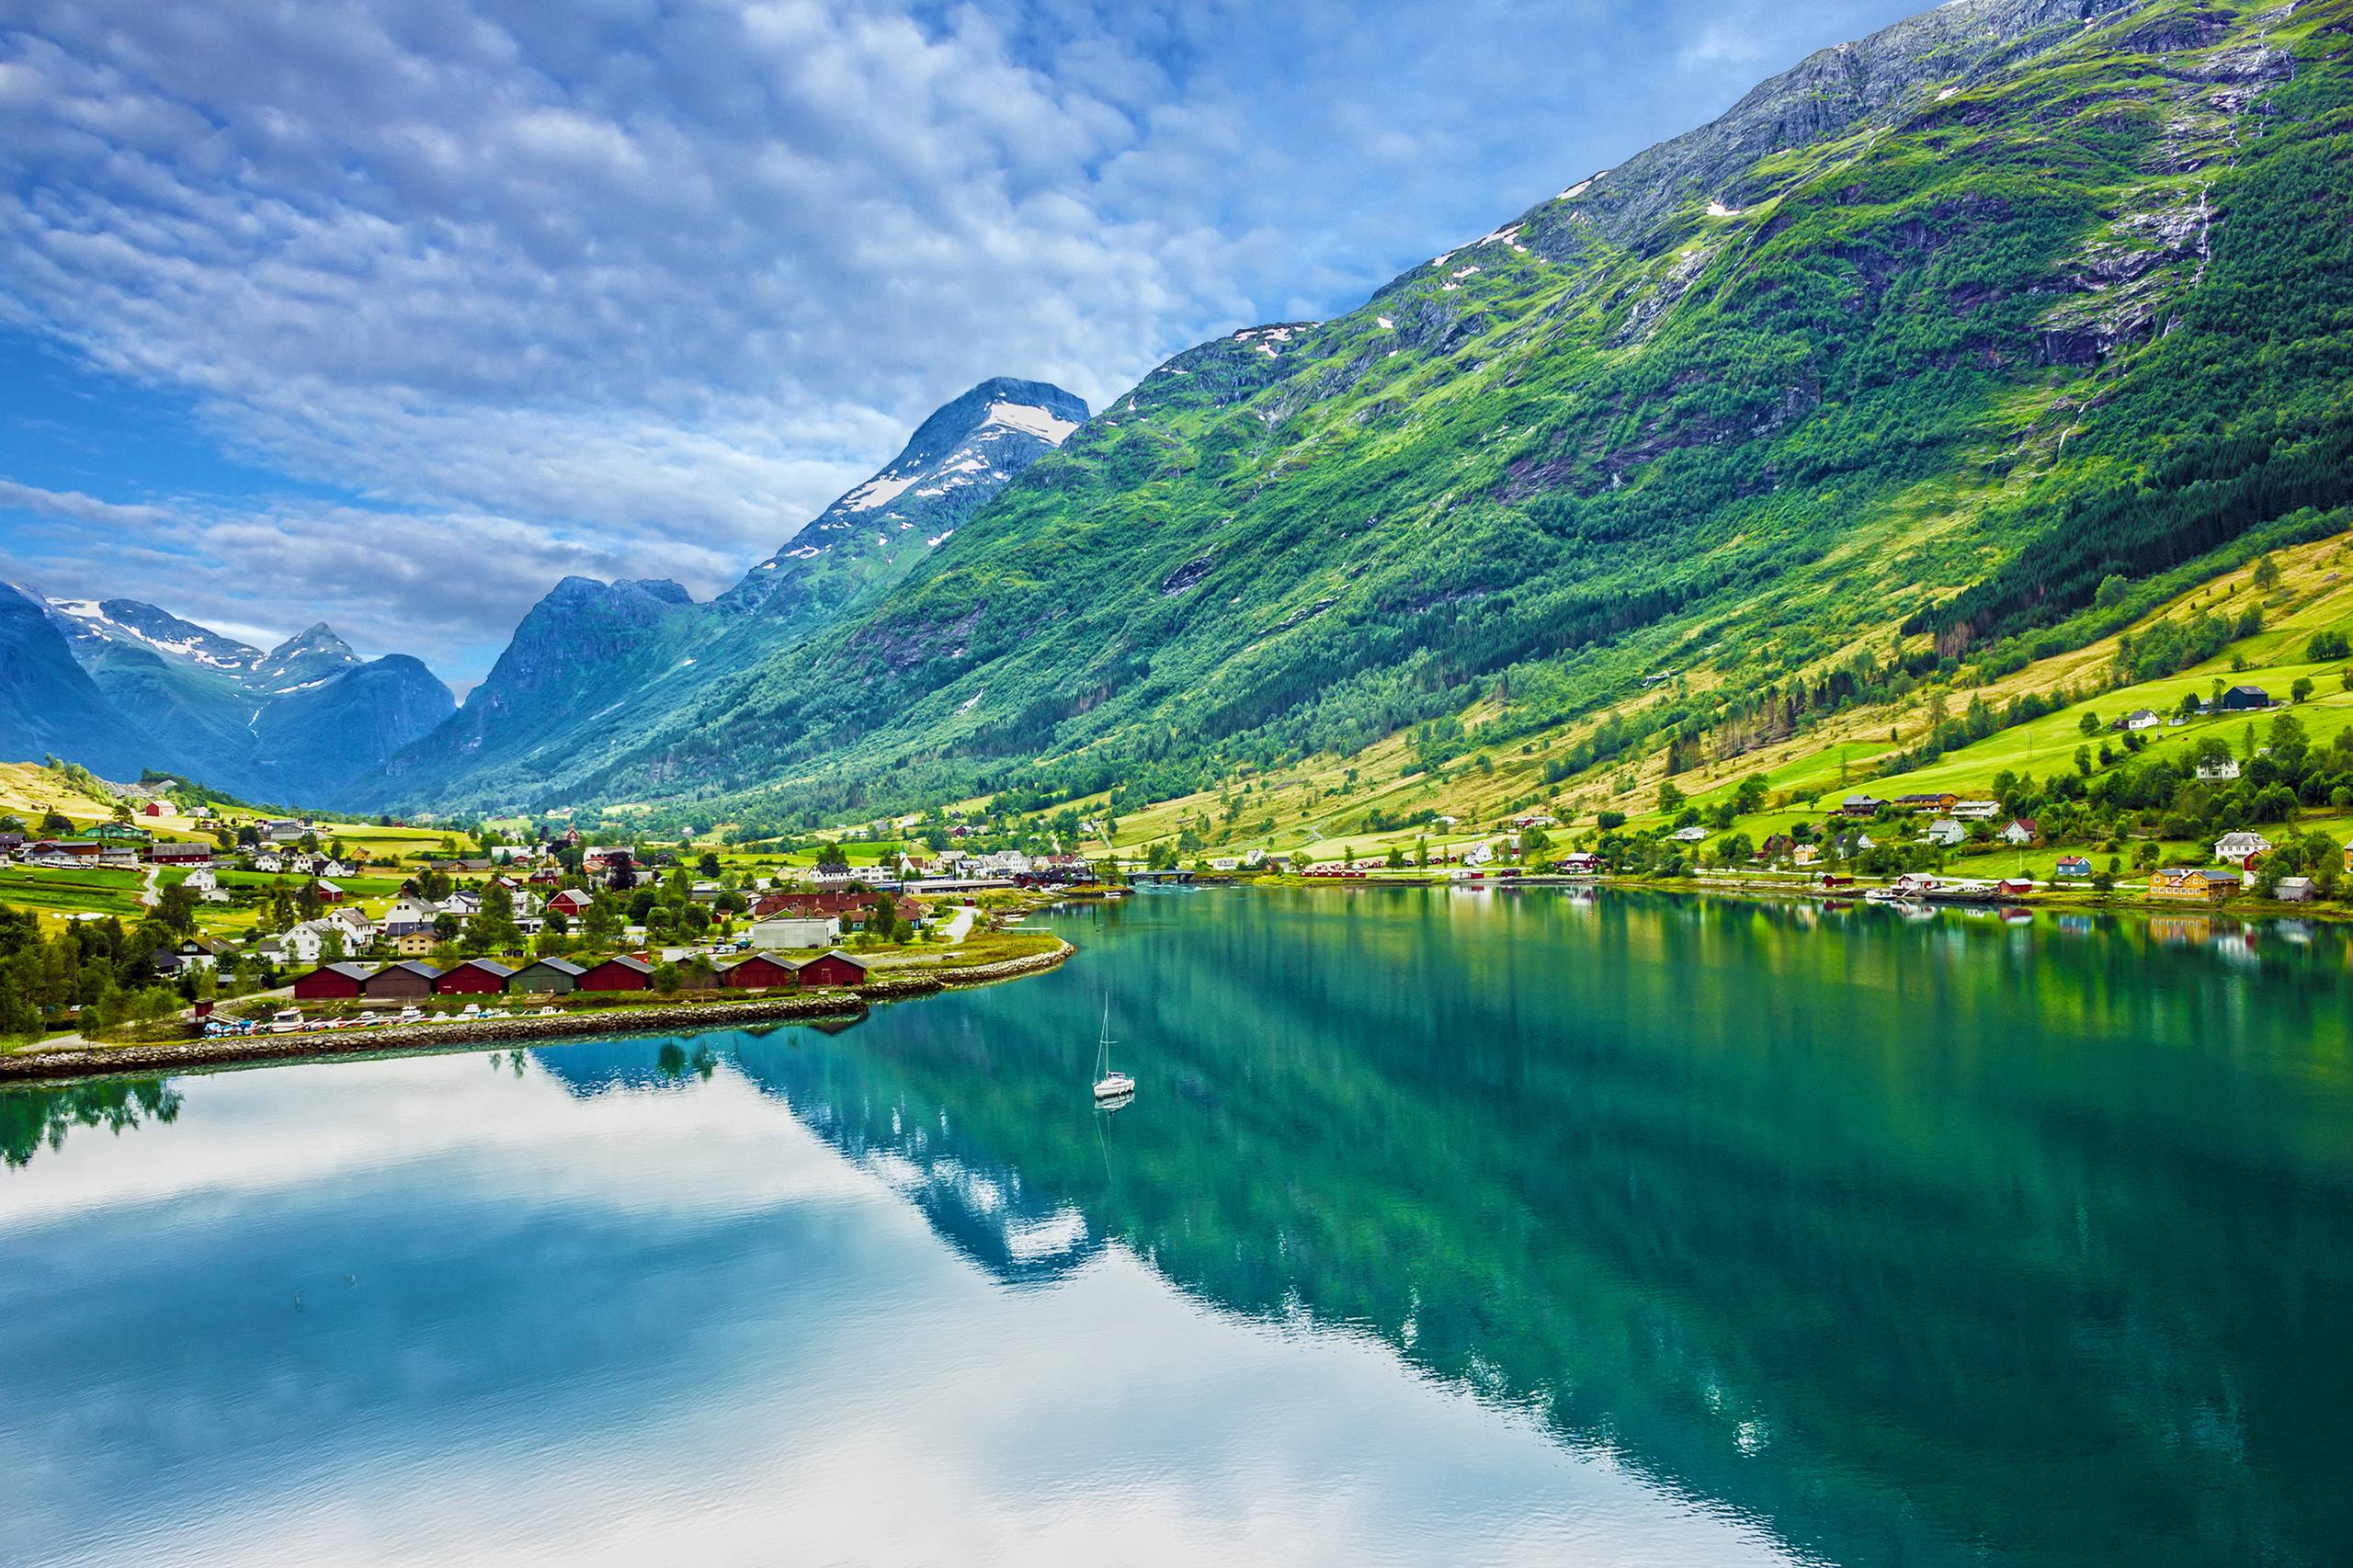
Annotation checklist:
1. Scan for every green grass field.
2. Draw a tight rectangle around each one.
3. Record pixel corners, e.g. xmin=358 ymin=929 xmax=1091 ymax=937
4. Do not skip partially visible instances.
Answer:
xmin=0 ymin=865 xmax=148 ymax=919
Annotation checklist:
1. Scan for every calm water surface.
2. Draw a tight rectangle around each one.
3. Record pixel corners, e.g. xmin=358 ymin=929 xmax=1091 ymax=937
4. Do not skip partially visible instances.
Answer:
xmin=5 ymin=888 xmax=2351 ymax=1566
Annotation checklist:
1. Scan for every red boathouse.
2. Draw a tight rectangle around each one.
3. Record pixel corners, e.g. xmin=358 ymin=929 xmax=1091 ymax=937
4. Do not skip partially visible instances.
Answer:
xmin=723 ymin=953 xmax=797 ymax=990
xmin=291 ymin=962 xmax=370 ymax=1001
xmin=796 ymin=950 xmax=870 ymax=989
xmin=578 ymin=954 xmax=654 ymax=992
xmin=436 ymin=959 xmax=515 ymax=995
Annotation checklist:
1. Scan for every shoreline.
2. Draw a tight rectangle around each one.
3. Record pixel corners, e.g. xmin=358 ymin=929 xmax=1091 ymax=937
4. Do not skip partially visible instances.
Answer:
xmin=0 ymin=938 xmax=1074 ymax=1086
xmin=1241 ymin=869 xmax=2345 ymax=922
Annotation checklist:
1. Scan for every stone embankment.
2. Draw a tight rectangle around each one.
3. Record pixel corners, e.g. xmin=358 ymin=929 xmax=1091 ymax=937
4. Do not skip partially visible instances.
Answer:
xmin=0 ymin=939 xmax=1074 ymax=1085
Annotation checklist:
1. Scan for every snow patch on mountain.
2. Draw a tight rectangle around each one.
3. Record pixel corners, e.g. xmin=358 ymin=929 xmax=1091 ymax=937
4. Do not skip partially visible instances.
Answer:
xmin=842 ymin=472 xmax=920 ymax=512
xmin=981 ymin=402 xmax=1080 ymax=443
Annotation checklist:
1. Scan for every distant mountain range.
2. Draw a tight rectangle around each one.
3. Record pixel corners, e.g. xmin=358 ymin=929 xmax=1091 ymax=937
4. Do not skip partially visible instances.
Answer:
xmin=0 ymin=585 xmax=454 ymax=806
xmin=0 ymin=375 xmax=1088 ymax=811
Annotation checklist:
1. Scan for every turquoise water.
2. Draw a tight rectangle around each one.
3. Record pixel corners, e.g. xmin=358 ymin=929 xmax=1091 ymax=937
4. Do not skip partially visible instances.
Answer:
xmin=5 ymin=887 xmax=2351 ymax=1566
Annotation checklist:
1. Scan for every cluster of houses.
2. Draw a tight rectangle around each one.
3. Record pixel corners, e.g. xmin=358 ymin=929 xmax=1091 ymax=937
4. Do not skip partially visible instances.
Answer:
xmin=4 ymin=820 xmax=202 ymax=870
xmin=290 ymin=949 xmax=871 ymax=1003
xmin=2113 ymin=684 xmax=2277 ymax=733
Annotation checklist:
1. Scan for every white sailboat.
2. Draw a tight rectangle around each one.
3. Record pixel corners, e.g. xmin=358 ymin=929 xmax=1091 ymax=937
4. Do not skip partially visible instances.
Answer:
xmin=1092 ymin=998 xmax=1133 ymax=1102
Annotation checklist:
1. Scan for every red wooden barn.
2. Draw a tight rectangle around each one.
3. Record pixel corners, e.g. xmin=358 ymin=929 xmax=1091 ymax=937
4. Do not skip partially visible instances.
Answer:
xmin=723 ymin=953 xmax=797 ymax=990
xmin=437 ymin=959 xmax=515 ymax=995
xmin=578 ymin=954 xmax=654 ymax=992
xmin=292 ymin=962 xmax=371 ymax=1001
xmin=796 ymin=950 xmax=870 ymax=988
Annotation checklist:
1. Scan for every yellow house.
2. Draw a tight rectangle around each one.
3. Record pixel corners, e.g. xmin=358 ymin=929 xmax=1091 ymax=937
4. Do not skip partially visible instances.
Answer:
xmin=393 ymin=929 xmax=439 ymax=956
xmin=2149 ymin=868 xmax=2234 ymax=903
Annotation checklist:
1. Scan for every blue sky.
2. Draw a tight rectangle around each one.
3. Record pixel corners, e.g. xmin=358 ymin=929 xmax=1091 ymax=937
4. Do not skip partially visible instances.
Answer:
xmin=0 ymin=0 xmax=1926 ymax=689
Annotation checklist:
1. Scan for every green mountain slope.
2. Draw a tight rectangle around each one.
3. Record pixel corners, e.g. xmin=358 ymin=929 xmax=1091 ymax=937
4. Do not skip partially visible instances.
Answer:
xmin=425 ymin=0 xmax=2353 ymax=830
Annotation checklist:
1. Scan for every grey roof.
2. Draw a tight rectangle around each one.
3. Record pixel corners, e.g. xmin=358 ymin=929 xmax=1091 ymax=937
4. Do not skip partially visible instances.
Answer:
xmin=458 ymin=959 xmax=517 ymax=978
xmin=318 ymin=961 xmax=376 ymax=981
xmin=375 ymin=960 xmax=445 ymax=980
xmin=590 ymin=953 xmax=654 ymax=974
xmin=520 ymin=958 xmax=586 ymax=976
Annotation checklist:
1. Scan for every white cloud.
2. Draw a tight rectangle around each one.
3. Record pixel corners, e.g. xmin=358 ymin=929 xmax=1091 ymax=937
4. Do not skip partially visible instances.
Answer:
xmin=0 ymin=475 xmax=170 ymax=526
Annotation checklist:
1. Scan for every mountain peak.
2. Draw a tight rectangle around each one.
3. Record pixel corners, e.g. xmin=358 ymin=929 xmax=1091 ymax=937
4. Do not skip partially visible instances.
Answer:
xmin=256 ymin=621 xmax=361 ymax=691
xmin=40 ymin=594 xmax=266 ymax=674
xmin=720 ymin=376 xmax=1089 ymax=617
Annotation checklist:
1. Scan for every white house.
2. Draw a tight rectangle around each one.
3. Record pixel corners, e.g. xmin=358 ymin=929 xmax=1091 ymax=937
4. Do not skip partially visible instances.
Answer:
xmin=1950 ymin=800 xmax=2000 ymax=821
xmin=2122 ymin=710 xmax=2161 ymax=732
xmin=1670 ymin=824 xmax=1709 ymax=843
xmin=2214 ymin=830 xmax=2274 ymax=863
xmin=252 ymin=852 xmax=282 ymax=873
xmin=1463 ymin=842 xmax=1495 ymax=867
xmin=2196 ymin=758 xmax=2242 ymax=781
xmin=749 ymin=916 xmax=839 ymax=949
xmin=1926 ymin=818 xmax=1965 ymax=846
xmin=384 ymin=895 xmax=438 ymax=931
xmin=183 ymin=865 xmax=218 ymax=892
xmin=2000 ymin=818 xmax=2037 ymax=846
xmin=277 ymin=922 xmax=327 ymax=964
xmin=2276 ymin=876 xmax=2315 ymax=903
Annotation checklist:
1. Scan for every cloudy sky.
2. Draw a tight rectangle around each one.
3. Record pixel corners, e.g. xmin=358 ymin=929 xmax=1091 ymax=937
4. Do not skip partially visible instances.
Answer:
xmin=0 ymin=0 xmax=1923 ymax=688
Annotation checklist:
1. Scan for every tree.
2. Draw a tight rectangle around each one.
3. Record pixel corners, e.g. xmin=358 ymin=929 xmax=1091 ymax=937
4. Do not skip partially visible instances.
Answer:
xmin=2077 ymin=710 xmax=2102 ymax=737
xmin=1732 ymin=775 xmax=1768 ymax=815
xmin=2290 ymin=676 xmax=2314 ymax=704
xmin=467 ymin=883 xmax=524 ymax=957
xmin=40 ymin=811 xmax=72 ymax=835
xmin=2252 ymin=554 xmax=2281 ymax=591
xmin=653 ymin=961 xmax=681 ymax=995
xmin=155 ymin=882 xmax=199 ymax=937
xmin=1656 ymin=781 xmax=1686 ymax=815
xmin=1596 ymin=810 xmax=1627 ymax=831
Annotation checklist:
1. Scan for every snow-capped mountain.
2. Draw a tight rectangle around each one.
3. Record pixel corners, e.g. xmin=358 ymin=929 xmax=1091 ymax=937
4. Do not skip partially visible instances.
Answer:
xmin=43 ymin=597 xmax=267 ymax=675
xmin=2 ymin=587 xmax=452 ymax=801
xmin=722 ymin=377 xmax=1089 ymax=622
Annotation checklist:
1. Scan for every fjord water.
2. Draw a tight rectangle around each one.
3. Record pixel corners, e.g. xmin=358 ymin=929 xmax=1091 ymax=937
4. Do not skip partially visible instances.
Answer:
xmin=5 ymin=890 xmax=2351 ymax=1567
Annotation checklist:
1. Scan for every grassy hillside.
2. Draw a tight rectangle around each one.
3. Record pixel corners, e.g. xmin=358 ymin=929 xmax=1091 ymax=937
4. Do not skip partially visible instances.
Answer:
xmin=495 ymin=0 xmax=2350 ymax=846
